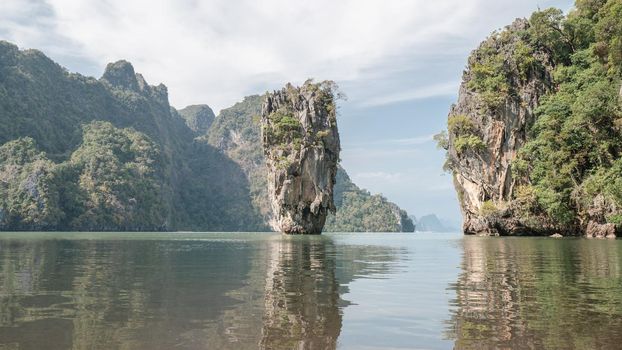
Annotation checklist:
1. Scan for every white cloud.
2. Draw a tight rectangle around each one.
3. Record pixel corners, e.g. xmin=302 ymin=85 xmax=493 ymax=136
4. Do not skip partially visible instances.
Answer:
xmin=388 ymin=135 xmax=435 ymax=146
xmin=354 ymin=171 xmax=404 ymax=182
xmin=0 ymin=0 xmax=573 ymax=112
xmin=359 ymin=81 xmax=459 ymax=107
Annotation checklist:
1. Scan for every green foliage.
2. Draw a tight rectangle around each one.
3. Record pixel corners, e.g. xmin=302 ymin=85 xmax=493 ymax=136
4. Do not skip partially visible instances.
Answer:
xmin=433 ymin=130 xmax=449 ymax=150
xmin=454 ymin=135 xmax=486 ymax=154
xmin=513 ymin=185 xmax=539 ymax=218
xmin=447 ymin=114 xmax=485 ymax=156
xmin=176 ymin=104 xmax=215 ymax=135
xmin=518 ymin=2 xmax=622 ymax=225
xmin=594 ymin=0 xmax=622 ymax=72
xmin=316 ymin=130 xmax=330 ymax=139
xmin=514 ymin=41 xmax=538 ymax=81
xmin=0 ymin=124 xmax=166 ymax=231
xmin=324 ymin=168 xmax=414 ymax=232
xmin=64 ymin=121 xmax=166 ymax=230
xmin=0 ymin=138 xmax=62 ymax=230
xmin=265 ymin=109 xmax=302 ymax=146
xmin=479 ymin=200 xmax=500 ymax=217
xmin=528 ymin=8 xmax=575 ymax=63
xmin=467 ymin=50 xmax=510 ymax=109
xmin=448 ymin=115 xmax=475 ymax=135
xmin=607 ymin=213 xmax=622 ymax=225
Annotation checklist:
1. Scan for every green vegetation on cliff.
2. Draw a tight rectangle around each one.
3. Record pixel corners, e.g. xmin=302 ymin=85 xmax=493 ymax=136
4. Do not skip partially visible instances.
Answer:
xmin=0 ymin=138 xmax=61 ymax=230
xmin=0 ymin=122 xmax=165 ymax=231
xmin=443 ymin=0 xmax=622 ymax=235
xmin=515 ymin=0 xmax=622 ymax=228
xmin=176 ymin=104 xmax=216 ymax=135
xmin=63 ymin=121 xmax=166 ymax=230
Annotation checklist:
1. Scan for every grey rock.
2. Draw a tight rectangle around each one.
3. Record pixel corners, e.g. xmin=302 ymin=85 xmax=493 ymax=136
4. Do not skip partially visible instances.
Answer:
xmin=261 ymin=81 xmax=340 ymax=234
xmin=447 ymin=19 xmax=557 ymax=236
xmin=586 ymin=221 xmax=616 ymax=239
xmin=101 ymin=60 xmax=140 ymax=91
xmin=101 ymin=60 xmax=169 ymax=104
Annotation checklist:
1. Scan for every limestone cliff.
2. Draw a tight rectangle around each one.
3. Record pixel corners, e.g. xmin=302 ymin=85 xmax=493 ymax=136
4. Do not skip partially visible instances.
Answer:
xmin=445 ymin=19 xmax=555 ymax=235
xmin=260 ymin=81 xmax=340 ymax=234
xmin=446 ymin=1 xmax=622 ymax=237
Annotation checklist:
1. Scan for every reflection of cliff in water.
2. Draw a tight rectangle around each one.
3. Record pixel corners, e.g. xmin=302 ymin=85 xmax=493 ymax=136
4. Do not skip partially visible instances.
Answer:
xmin=261 ymin=236 xmax=342 ymax=349
xmin=447 ymin=237 xmax=622 ymax=350
xmin=0 ymin=234 xmax=402 ymax=349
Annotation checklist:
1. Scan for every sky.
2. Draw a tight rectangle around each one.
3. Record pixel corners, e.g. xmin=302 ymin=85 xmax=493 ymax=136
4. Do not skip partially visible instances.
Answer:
xmin=0 ymin=0 xmax=575 ymax=222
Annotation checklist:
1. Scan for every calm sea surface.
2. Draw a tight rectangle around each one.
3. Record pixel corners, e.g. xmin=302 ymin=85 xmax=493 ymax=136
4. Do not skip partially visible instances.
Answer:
xmin=0 ymin=232 xmax=621 ymax=349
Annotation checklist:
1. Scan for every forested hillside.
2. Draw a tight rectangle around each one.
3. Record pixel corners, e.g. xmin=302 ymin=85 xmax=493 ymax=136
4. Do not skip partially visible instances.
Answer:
xmin=0 ymin=41 xmax=413 ymax=232
xmin=0 ymin=41 xmax=263 ymax=231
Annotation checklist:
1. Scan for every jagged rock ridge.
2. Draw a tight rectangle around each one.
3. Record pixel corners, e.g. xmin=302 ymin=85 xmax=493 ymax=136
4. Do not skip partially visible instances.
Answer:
xmin=260 ymin=81 xmax=340 ymax=234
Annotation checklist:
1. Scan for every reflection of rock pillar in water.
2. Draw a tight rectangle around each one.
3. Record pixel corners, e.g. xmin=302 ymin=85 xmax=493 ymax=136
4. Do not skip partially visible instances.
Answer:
xmin=260 ymin=237 xmax=341 ymax=349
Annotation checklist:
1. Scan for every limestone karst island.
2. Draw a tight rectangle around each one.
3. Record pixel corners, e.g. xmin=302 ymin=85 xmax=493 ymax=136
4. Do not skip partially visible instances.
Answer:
xmin=1 ymin=0 xmax=622 ymax=349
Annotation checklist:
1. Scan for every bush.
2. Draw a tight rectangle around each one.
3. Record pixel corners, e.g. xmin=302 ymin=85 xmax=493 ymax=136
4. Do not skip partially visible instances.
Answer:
xmin=454 ymin=135 xmax=486 ymax=154
xmin=607 ymin=214 xmax=622 ymax=225
xmin=448 ymin=115 xmax=475 ymax=135
xmin=265 ymin=110 xmax=303 ymax=146
xmin=479 ymin=200 xmax=500 ymax=217
xmin=434 ymin=130 xmax=449 ymax=150
xmin=467 ymin=50 xmax=511 ymax=110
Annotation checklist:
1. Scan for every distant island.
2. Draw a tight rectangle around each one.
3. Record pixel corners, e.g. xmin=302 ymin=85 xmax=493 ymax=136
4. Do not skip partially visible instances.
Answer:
xmin=438 ymin=1 xmax=622 ymax=237
xmin=0 ymin=41 xmax=413 ymax=233
xmin=412 ymin=214 xmax=459 ymax=233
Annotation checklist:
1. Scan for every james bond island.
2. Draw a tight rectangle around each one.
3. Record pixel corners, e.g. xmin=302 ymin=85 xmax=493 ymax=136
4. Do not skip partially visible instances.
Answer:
xmin=261 ymin=81 xmax=341 ymax=234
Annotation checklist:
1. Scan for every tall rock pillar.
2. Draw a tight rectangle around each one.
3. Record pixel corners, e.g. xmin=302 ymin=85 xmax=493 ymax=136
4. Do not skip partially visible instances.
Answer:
xmin=261 ymin=80 xmax=341 ymax=234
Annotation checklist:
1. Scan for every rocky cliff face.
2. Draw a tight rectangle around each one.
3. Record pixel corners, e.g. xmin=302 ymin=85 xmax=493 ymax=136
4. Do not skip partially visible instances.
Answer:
xmin=261 ymin=81 xmax=340 ymax=234
xmin=446 ymin=19 xmax=555 ymax=235
xmin=447 ymin=2 xmax=622 ymax=237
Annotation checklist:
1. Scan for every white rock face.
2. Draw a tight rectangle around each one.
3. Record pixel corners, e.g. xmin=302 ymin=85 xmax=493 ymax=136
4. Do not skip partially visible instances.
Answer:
xmin=261 ymin=81 xmax=340 ymax=234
